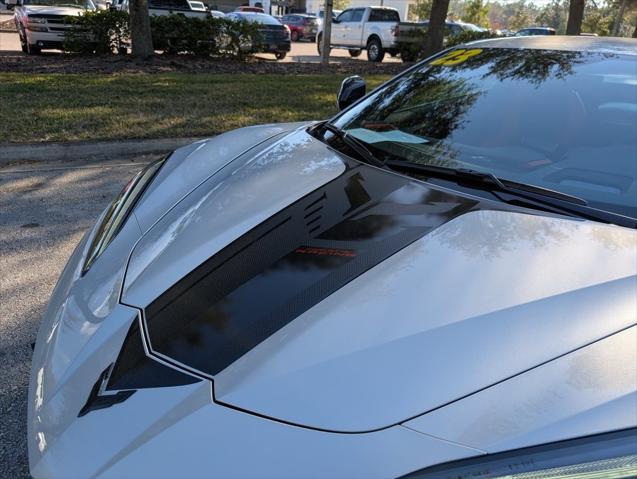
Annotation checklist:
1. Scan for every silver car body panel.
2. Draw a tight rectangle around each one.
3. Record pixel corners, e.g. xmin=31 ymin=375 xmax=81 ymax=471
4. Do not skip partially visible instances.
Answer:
xmin=28 ymin=214 xmax=141 ymax=404
xmin=122 ymin=129 xmax=636 ymax=432
xmin=27 ymin=123 xmax=306 ymax=471
xmin=31 ymin=379 xmax=480 ymax=479
xmin=29 ymin=305 xmax=140 ymax=473
xmin=122 ymin=129 xmax=347 ymax=307
xmin=26 ymin=216 xmax=143 ymax=469
xmin=213 ymin=208 xmax=636 ymax=431
xmin=133 ymin=123 xmax=307 ymax=233
xmin=27 ymin=113 xmax=637 ymax=476
xmin=404 ymin=326 xmax=637 ymax=453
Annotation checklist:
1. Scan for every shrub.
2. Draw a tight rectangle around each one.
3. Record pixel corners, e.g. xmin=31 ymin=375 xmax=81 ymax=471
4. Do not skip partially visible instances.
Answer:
xmin=64 ymin=9 xmax=129 ymax=54
xmin=399 ymin=28 xmax=501 ymax=62
xmin=64 ymin=11 xmax=258 ymax=57
xmin=445 ymin=29 xmax=501 ymax=48
xmin=398 ymin=28 xmax=427 ymax=63
xmin=150 ymin=15 xmax=257 ymax=57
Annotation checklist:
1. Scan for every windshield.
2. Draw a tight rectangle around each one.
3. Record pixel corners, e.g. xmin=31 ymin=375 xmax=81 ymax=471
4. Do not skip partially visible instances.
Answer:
xmin=332 ymin=47 xmax=637 ymax=221
xmin=457 ymin=21 xmax=483 ymax=32
xmin=24 ymin=0 xmax=95 ymax=7
xmin=238 ymin=13 xmax=282 ymax=24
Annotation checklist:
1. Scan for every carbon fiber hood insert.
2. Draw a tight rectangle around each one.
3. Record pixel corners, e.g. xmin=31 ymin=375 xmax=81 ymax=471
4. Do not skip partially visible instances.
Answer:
xmin=144 ymin=163 xmax=482 ymax=377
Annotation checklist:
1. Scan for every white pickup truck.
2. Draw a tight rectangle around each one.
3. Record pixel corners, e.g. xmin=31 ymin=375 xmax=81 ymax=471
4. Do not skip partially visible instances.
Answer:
xmin=316 ymin=6 xmax=400 ymax=62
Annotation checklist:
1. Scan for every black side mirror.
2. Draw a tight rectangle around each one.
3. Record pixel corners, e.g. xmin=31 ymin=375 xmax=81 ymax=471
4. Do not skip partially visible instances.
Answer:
xmin=337 ymin=75 xmax=365 ymax=111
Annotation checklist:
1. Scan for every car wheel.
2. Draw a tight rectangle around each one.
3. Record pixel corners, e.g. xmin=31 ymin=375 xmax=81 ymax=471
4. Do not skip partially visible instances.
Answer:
xmin=366 ymin=37 xmax=384 ymax=62
xmin=27 ymin=43 xmax=41 ymax=55
xmin=348 ymin=49 xmax=361 ymax=58
xmin=401 ymin=51 xmax=416 ymax=62
xmin=275 ymin=51 xmax=286 ymax=60
xmin=291 ymin=30 xmax=299 ymax=42
xmin=317 ymin=33 xmax=331 ymax=56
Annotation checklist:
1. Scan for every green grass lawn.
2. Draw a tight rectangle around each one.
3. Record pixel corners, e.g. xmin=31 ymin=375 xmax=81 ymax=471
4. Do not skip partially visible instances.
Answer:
xmin=0 ymin=73 xmax=390 ymax=143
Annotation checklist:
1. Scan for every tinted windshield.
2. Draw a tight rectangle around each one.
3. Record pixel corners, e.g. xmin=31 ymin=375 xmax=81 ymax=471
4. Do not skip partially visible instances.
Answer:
xmin=457 ymin=21 xmax=483 ymax=32
xmin=333 ymin=47 xmax=637 ymax=220
xmin=24 ymin=0 xmax=95 ymax=7
xmin=239 ymin=13 xmax=282 ymax=24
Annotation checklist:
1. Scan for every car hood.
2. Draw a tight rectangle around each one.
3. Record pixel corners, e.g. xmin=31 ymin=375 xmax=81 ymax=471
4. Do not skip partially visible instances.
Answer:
xmin=23 ymin=5 xmax=87 ymax=16
xmin=121 ymin=129 xmax=637 ymax=432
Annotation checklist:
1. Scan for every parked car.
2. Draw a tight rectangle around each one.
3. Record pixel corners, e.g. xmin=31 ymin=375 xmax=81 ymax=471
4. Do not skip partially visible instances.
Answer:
xmin=234 ymin=5 xmax=263 ymax=12
xmin=226 ymin=11 xmax=290 ymax=59
xmin=281 ymin=13 xmax=318 ymax=41
xmin=516 ymin=26 xmax=556 ymax=36
xmin=316 ymin=6 xmax=400 ymax=62
xmin=26 ymin=36 xmax=637 ymax=479
xmin=395 ymin=19 xmax=486 ymax=61
xmin=116 ymin=0 xmax=208 ymax=17
xmin=12 ymin=0 xmax=96 ymax=54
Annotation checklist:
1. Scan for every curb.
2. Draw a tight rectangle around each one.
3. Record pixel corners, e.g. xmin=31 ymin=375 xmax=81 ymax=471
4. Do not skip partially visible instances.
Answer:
xmin=0 ymin=137 xmax=203 ymax=166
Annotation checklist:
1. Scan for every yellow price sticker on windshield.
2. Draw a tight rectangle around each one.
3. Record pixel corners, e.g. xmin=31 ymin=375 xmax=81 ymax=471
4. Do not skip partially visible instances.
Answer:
xmin=430 ymin=48 xmax=483 ymax=66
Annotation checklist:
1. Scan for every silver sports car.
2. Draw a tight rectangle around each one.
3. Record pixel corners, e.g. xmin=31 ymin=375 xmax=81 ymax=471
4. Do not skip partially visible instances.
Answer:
xmin=28 ymin=36 xmax=637 ymax=478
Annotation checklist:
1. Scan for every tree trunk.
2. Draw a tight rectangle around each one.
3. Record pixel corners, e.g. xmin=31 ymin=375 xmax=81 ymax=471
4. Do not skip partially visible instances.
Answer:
xmin=612 ymin=0 xmax=627 ymax=36
xmin=321 ymin=0 xmax=333 ymax=67
xmin=423 ymin=0 xmax=451 ymax=58
xmin=129 ymin=0 xmax=154 ymax=58
xmin=633 ymin=20 xmax=637 ymax=38
xmin=565 ymin=0 xmax=585 ymax=35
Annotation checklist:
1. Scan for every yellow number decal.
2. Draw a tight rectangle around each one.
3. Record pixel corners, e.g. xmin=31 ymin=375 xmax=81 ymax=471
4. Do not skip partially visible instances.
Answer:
xmin=430 ymin=48 xmax=483 ymax=66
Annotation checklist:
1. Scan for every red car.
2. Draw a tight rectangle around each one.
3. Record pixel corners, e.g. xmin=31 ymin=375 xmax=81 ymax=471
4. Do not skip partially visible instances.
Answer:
xmin=235 ymin=5 xmax=264 ymax=12
xmin=281 ymin=14 xmax=319 ymax=42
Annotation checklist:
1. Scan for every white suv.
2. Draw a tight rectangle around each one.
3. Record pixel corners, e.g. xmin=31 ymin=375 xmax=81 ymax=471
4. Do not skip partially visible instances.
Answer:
xmin=12 ymin=0 xmax=95 ymax=54
xmin=316 ymin=6 xmax=400 ymax=62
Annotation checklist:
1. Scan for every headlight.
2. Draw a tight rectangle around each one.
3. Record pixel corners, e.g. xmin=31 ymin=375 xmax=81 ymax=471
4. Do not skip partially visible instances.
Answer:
xmin=402 ymin=428 xmax=637 ymax=479
xmin=27 ymin=18 xmax=48 ymax=31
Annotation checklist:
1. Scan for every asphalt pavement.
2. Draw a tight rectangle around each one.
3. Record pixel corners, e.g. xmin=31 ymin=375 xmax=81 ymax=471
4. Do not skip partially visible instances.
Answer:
xmin=0 ymin=156 xmax=155 ymax=478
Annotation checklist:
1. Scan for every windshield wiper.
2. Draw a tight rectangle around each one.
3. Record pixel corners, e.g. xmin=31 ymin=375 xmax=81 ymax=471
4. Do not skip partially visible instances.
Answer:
xmin=384 ymin=160 xmax=636 ymax=228
xmin=318 ymin=121 xmax=385 ymax=168
xmin=385 ymin=160 xmax=587 ymax=205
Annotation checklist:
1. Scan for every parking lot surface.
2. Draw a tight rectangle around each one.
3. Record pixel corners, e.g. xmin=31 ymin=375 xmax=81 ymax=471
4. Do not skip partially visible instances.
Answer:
xmin=0 ymin=30 xmax=401 ymax=63
xmin=0 ymin=157 xmax=154 ymax=479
